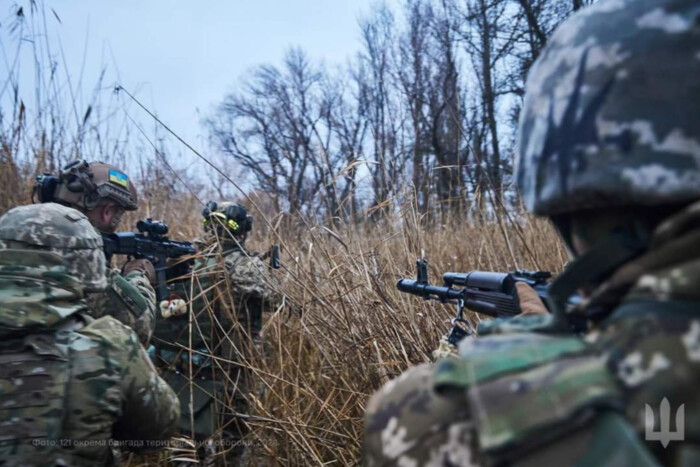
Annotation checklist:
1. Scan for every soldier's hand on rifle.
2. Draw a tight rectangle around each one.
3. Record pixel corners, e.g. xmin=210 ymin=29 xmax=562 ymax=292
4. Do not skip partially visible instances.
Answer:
xmin=515 ymin=282 xmax=548 ymax=316
xmin=123 ymin=258 xmax=157 ymax=285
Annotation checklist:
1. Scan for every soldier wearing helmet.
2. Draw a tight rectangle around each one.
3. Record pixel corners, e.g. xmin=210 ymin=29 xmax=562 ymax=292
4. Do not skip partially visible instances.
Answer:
xmin=152 ymin=201 xmax=282 ymax=460
xmin=0 ymin=203 xmax=179 ymax=465
xmin=363 ymin=0 xmax=700 ymax=465
xmin=35 ymin=159 xmax=157 ymax=345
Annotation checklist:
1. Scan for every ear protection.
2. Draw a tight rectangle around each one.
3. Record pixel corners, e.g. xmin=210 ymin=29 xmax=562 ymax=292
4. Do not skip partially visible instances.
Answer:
xmin=201 ymin=201 xmax=253 ymax=234
xmin=33 ymin=160 xmax=101 ymax=210
xmin=202 ymin=200 xmax=219 ymax=218
xmin=33 ymin=173 xmax=60 ymax=204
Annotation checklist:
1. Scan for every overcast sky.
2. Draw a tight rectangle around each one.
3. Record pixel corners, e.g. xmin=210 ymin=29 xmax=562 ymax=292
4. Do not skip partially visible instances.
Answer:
xmin=1 ymin=0 xmax=375 ymax=155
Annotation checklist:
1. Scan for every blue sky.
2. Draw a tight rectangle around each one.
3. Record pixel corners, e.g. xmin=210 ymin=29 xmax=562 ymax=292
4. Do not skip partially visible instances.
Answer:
xmin=1 ymin=0 xmax=375 ymax=152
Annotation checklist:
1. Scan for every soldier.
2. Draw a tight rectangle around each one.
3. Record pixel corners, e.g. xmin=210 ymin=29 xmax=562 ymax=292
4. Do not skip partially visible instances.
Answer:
xmin=363 ymin=0 xmax=700 ymax=465
xmin=0 ymin=203 xmax=179 ymax=465
xmin=152 ymin=201 xmax=282 ymax=457
xmin=35 ymin=159 xmax=157 ymax=345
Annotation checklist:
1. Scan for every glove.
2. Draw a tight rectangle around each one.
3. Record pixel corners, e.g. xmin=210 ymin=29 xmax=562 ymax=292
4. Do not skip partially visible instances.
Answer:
xmin=159 ymin=298 xmax=188 ymax=318
xmin=515 ymin=282 xmax=548 ymax=316
xmin=122 ymin=258 xmax=156 ymax=285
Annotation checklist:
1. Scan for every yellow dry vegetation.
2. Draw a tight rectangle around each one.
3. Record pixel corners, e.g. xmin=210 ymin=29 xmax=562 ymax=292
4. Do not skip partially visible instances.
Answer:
xmin=113 ymin=191 xmax=566 ymax=465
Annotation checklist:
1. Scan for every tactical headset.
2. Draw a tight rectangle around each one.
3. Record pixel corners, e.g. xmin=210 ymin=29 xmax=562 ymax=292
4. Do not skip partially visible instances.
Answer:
xmin=34 ymin=160 xmax=137 ymax=211
xmin=202 ymin=201 xmax=253 ymax=236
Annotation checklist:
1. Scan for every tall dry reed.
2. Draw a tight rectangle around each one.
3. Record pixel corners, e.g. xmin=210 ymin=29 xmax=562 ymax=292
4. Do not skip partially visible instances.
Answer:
xmin=117 ymin=195 xmax=565 ymax=466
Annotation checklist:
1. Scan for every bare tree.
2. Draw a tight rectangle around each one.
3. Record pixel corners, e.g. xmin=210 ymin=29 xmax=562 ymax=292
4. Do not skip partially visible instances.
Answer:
xmin=207 ymin=48 xmax=334 ymax=216
xmin=328 ymin=63 xmax=370 ymax=222
xmin=428 ymin=0 xmax=465 ymax=215
xmin=359 ymin=4 xmax=407 ymax=214
xmin=396 ymin=0 xmax=432 ymax=213
xmin=450 ymin=0 xmax=524 ymax=209
xmin=205 ymin=0 xmax=590 ymax=221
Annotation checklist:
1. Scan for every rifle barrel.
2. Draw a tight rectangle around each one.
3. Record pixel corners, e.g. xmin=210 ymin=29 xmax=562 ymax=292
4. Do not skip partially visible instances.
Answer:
xmin=396 ymin=279 xmax=463 ymax=301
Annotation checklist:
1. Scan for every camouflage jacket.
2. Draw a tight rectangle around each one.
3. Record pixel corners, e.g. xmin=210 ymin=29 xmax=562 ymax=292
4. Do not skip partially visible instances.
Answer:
xmin=363 ymin=202 xmax=700 ymax=466
xmin=150 ymin=239 xmax=282 ymax=440
xmin=153 ymin=239 xmax=282 ymax=358
xmin=85 ymin=266 xmax=157 ymax=346
xmin=0 ymin=250 xmax=179 ymax=466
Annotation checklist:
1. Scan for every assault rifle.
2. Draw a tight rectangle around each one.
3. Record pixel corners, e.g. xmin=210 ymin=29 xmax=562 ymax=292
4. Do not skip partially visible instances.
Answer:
xmin=102 ymin=219 xmax=196 ymax=301
xmin=397 ymin=259 xmax=572 ymax=344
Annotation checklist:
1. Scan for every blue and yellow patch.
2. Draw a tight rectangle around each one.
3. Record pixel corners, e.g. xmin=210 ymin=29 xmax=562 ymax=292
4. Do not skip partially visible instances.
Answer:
xmin=108 ymin=169 xmax=129 ymax=188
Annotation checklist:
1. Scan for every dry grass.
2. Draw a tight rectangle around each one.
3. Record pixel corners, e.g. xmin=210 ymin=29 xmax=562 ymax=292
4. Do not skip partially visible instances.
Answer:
xmin=245 ymin=206 xmax=564 ymax=464
xmin=0 ymin=174 xmax=564 ymax=465
xmin=114 ymin=193 xmax=566 ymax=466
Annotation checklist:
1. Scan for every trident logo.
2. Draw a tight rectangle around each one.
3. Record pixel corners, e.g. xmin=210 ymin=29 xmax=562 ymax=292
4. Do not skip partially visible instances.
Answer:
xmin=645 ymin=398 xmax=685 ymax=448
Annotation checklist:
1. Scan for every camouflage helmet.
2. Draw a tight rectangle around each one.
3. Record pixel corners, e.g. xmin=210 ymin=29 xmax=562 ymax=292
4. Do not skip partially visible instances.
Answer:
xmin=202 ymin=200 xmax=253 ymax=236
xmin=0 ymin=203 xmax=107 ymax=292
xmin=39 ymin=160 xmax=138 ymax=212
xmin=516 ymin=0 xmax=700 ymax=216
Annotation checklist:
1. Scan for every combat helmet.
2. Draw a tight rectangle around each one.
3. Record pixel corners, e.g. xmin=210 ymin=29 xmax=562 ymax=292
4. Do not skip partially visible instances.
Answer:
xmin=0 ymin=203 xmax=107 ymax=291
xmin=35 ymin=160 xmax=138 ymax=212
xmin=202 ymin=200 xmax=253 ymax=237
xmin=516 ymin=0 xmax=700 ymax=217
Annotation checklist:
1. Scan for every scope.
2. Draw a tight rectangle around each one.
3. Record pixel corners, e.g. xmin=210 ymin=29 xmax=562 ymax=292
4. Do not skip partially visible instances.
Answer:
xmin=136 ymin=218 xmax=169 ymax=238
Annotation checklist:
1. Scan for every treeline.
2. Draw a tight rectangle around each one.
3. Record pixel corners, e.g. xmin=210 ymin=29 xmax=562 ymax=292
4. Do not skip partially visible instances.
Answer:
xmin=1 ymin=0 xmax=591 ymax=223
xmin=206 ymin=0 xmax=592 ymax=222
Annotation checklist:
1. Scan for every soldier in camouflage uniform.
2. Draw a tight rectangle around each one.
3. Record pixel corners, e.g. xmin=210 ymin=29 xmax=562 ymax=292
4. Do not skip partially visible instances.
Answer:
xmin=152 ymin=201 xmax=282 ymax=455
xmin=37 ymin=159 xmax=157 ymax=345
xmin=0 ymin=203 xmax=179 ymax=465
xmin=363 ymin=0 xmax=700 ymax=465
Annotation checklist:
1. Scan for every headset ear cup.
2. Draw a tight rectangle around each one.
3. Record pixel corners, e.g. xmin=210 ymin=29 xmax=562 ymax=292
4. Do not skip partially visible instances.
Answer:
xmin=211 ymin=201 xmax=218 ymax=212
xmin=245 ymin=215 xmax=253 ymax=232
xmin=224 ymin=205 xmax=239 ymax=222
xmin=37 ymin=175 xmax=59 ymax=203
xmin=203 ymin=201 xmax=217 ymax=218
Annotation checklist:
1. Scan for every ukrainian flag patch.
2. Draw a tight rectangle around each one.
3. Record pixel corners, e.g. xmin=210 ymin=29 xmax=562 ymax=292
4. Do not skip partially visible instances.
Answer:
xmin=109 ymin=169 xmax=129 ymax=187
